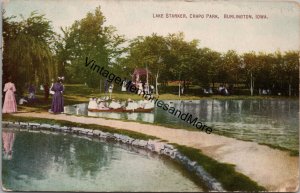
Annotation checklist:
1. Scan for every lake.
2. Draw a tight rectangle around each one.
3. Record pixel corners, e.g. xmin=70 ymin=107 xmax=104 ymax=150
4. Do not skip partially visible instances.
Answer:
xmin=65 ymin=99 xmax=299 ymax=151
xmin=2 ymin=129 xmax=203 ymax=191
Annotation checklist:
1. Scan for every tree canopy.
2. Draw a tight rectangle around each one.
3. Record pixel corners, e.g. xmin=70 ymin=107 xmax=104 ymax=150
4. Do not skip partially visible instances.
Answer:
xmin=3 ymin=7 xmax=299 ymax=96
xmin=3 ymin=12 xmax=56 ymax=95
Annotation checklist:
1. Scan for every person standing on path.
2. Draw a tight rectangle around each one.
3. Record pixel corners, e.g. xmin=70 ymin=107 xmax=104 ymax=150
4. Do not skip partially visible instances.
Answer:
xmin=2 ymin=77 xmax=17 ymax=113
xmin=50 ymin=77 xmax=64 ymax=114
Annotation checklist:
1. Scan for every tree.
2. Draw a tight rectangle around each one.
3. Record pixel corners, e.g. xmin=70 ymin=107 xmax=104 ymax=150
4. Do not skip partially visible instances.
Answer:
xmin=283 ymin=51 xmax=299 ymax=96
xmin=124 ymin=34 xmax=168 ymax=95
xmin=62 ymin=6 xmax=125 ymax=88
xmin=242 ymin=52 xmax=257 ymax=96
xmin=221 ymin=50 xmax=241 ymax=87
xmin=165 ymin=33 xmax=199 ymax=96
xmin=3 ymin=12 xmax=57 ymax=95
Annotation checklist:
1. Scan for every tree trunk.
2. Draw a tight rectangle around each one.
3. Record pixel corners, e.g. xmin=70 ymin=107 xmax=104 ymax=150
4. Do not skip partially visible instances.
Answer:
xmin=155 ymin=70 xmax=159 ymax=95
xmin=183 ymin=80 xmax=186 ymax=94
xmin=289 ymin=76 xmax=292 ymax=96
xmin=100 ymin=78 xmax=101 ymax=93
xmin=178 ymin=81 xmax=181 ymax=98
xmin=250 ymin=72 xmax=254 ymax=96
xmin=146 ymin=65 xmax=149 ymax=86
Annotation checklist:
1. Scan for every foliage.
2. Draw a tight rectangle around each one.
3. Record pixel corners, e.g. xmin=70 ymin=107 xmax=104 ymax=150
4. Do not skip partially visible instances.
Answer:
xmin=3 ymin=12 xmax=57 ymax=95
xmin=60 ymin=7 xmax=125 ymax=87
xmin=3 ymin=8 xmax=299 ymax=96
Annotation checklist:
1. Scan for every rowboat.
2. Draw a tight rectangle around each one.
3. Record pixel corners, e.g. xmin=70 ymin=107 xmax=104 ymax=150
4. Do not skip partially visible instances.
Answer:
xmin=88 ymin=107 xmax=154 ymax=113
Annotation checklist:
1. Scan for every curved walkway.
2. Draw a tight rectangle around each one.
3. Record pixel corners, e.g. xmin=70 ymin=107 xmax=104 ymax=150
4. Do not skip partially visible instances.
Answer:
xmin=14 ymin=112 xmax=299 ymax=191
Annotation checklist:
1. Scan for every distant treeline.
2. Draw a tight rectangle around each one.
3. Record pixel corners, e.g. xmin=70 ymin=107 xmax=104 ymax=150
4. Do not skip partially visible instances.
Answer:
xmin=3 ymin=7 xmax=299 ymax=96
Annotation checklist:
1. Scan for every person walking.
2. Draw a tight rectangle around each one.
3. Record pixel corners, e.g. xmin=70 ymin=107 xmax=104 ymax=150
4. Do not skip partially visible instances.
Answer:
xmin=3 ymin=77 xmax=17 ymax=113
xmin=50 ymin=77 xmax=64 ymax=114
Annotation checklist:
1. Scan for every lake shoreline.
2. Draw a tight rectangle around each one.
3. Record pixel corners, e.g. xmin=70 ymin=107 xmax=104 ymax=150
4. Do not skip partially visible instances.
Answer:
xmin=5 ymin=112 xmax=299 ymax=191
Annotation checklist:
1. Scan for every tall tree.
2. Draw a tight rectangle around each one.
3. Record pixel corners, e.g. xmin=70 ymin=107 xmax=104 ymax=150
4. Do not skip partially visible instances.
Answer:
xmin=3 ymin=12 xmax=57 ymax=95
xmin=283 ymin=51 xmax=299 ymax=96
xmin=62 ymin=6 xmax=125 ymax=88
xmin=125 ymin=34 xmax=168 ymax=95
xmin=221 ymin=50 xmax=241 ymax=87
xmin=165 ymin=32 xmax=199 ymax=96
xmin=242 ymin=52 xmax=257 ymax=96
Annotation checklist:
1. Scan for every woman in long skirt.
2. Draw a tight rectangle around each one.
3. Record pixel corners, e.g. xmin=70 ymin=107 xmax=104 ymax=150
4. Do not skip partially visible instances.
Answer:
xmin=3 ymin=77 xmax=17 ymax=113
xmin=51 ymin=77 xmax=64 ymax=114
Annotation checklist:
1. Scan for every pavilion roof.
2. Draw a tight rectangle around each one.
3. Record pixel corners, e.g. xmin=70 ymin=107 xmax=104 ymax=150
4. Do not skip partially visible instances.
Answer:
xmin=132 ymin=68 xmax=151 ymax=76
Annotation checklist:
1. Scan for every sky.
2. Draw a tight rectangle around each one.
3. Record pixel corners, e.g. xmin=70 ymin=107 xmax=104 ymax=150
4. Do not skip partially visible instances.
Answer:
xmin=3 ymin=0 xmax=300 ymax=53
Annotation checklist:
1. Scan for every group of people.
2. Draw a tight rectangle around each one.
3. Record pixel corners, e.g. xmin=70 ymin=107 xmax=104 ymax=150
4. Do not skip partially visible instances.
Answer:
xmin=124 ymin=80 xmax=154 ymax=95
xmin=18 ymin=82 xmax=49 ymax=105
xmin=258 ymin=88 xmax=271 ymax=95
xmin=218 ymin=85 xmax=229 ymax=95
xmin=2 ymin=76 xmax=65 ymax=114
xmin=88 ymin=97 xmax=154 ymax=111
xmin=136 ymin=81 xmax=154 ymax=95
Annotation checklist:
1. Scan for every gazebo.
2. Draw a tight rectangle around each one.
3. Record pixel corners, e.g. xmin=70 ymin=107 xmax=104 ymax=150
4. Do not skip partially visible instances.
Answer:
xmin=132 ymin=68 xmax=151 ymax=85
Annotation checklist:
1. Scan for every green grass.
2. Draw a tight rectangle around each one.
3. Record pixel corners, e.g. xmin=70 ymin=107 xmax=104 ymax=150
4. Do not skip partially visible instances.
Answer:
xmin=216 ymin=130 xmax=299 ymax=156
xmin=3 ymin=114 xmax=267 ymax=191
xmin=172 ymin=144 xmax=266 ymax=191
xmin=258 ymin=142 xmax=299 ymax=156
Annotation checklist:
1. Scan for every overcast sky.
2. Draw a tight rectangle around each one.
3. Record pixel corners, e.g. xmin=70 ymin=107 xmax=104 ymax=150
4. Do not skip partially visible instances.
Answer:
xmin=3 ymin=0 xmax=300 ymax=53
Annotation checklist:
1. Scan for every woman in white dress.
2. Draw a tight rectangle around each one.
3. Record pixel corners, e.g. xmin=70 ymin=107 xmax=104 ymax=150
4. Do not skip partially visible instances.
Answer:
xmin=109 ymin=99 xmax=122 ymax=109
xmin=137 ymin=81 xmax=143 ymax=95
xmin=126 ymin=99 xmax=139 ymax=110
xmin=88 ymin=98 xmax=98 ymax=109
xmin=98 ymin=101 xmax=109 ymax=110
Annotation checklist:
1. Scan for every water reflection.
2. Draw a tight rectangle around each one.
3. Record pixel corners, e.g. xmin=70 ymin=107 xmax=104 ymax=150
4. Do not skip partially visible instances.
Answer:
xmin=65 ymin=99 xmax=299 ymax=150
xmin=157 ymin=99 xmax=299 ymax=151
xmin=2 ymin=130 xmax=203 ymax=192
xmin=2 ymin=130 xmax=15 ymax=160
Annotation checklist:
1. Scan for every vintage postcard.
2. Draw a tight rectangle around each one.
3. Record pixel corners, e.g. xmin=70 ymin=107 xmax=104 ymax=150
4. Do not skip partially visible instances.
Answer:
xmin=1 ymin=0 xmax=299 ymax=192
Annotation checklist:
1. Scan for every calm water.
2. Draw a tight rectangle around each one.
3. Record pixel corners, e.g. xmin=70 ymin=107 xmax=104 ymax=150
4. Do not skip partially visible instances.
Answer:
xmin=65 ymin=99 xmax=299 ymax=151
xmin=2 ymin=129 xmax=203 ymax=192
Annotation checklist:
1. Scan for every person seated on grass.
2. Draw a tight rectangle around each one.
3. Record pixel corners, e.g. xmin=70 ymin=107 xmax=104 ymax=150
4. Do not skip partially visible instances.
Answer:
xmin=28 ymin=83 xmax=36 ymax=101
xmin=88 ymin=98 xmax=98 ymax=109
xmin=109 ymin=99 xmax=122 ymax=109
xmin=126 ymin=98 xmax=139 ymax=110
xmin=19 ymin=97 xmax=28 ymax=105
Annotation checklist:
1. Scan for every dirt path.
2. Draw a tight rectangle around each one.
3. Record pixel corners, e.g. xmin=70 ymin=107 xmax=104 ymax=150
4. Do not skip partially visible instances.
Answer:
xmin=14 ymin=112 xmax=299 ymax=191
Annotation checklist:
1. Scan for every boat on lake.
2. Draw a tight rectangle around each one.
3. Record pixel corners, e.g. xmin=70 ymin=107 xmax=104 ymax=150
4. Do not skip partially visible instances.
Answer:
xmin=88 ymin=107 xmax=154 ymax=113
